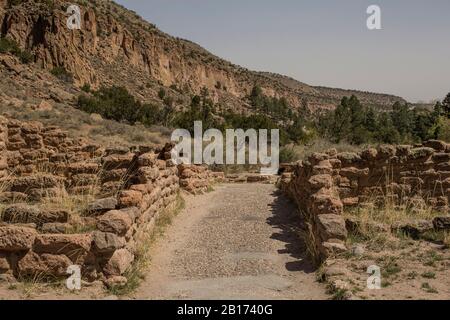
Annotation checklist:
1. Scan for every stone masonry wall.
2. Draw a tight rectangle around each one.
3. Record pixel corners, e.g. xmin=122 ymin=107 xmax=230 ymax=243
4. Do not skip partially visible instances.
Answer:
xmin=0 ymin=117 xmax=218 ymax=285
xmin=279 ymin=141 xmax=450 ymax=262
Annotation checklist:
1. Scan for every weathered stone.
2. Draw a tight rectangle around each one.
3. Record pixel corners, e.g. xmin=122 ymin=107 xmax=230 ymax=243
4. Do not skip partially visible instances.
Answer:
xmin=87 ymin=197 xmax=118 ymax=214
xmin=339 ymin=167 xmax=369 ymax=178
xmin=310 ymin=191 xmax=343 ymax=215
xmin=102 ymin=153 xmax=135 ymax=169
xmin=17 ymin=252 xmax=71 ymax=278
xmin=408 ymin=147 xmax=434 ymax=160
xmin=92 ymin=231 xmax=126 ymax=254
xmin=0 ymin=226 xmax=37 ymax=251
xmin=10 ymin=175 xmax=64 ymax=192
xmin=392 ymin=220 xmax=434 ymax=239
xmin=315 ymin=214 xmax=347 ymax=241
xmin=67 ymin=162 xmax=99 ymax=174
xmin=2 ymin=204 xmax=69 ymax=225
xmin=137 ymin=152 xmax=158 ymax=167
xmin=377 ymin=145 xmax=396 ymax=159
xmin=337 ymin=152 xmax=361 ymax=166
xmin=33 ymin=234 xmax=92 ymax=262
xmin=40 ymin=223 xmax=71 ymax=234
xmin=118 ymin=190 xmax=143 ymax=209
xmin=308 ymin=174 xmax=332 ymax=190
xmin=103 ymin=249 xmax=134 ymax=276
xmin=97 ymin=210 xmax=133 ymax=236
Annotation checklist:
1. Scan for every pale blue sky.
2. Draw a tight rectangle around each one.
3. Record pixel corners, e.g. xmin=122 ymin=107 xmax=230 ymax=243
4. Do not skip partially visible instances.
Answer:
xmin=115 ymin=0 xmax=450 ymax=102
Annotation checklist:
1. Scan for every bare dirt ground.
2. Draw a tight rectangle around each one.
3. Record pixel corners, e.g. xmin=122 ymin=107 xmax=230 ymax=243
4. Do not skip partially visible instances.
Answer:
xmin=132 ymin=183 xmax=327 ymax=300
xmin=0 ymin=183 xmax=327 ymax=300
xmin=322 ymin=235 xmax=450 ymax=300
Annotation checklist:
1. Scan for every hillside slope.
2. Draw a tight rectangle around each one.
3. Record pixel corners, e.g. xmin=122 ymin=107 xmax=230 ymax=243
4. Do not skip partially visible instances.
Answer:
xmin=0 ymin=0 xmax=405 ymax=117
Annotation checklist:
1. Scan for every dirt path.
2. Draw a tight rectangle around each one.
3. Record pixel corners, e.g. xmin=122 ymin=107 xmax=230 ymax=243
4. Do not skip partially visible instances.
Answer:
xmin=132 ymin=183 xmax=327 ymax=300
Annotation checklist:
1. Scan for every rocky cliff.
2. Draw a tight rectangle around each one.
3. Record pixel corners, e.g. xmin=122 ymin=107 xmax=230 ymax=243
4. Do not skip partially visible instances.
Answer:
xmin=0 ymin=0 xmax=405 ymax=115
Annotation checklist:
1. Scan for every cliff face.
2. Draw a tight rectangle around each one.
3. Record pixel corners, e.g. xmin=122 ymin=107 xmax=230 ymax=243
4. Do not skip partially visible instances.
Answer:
xmin=0 ymin=0 xmax=405 ymax=113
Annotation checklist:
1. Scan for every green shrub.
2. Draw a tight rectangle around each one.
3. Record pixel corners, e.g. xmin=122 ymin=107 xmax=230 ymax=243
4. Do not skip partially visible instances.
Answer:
xmin=279 ymin=147 xmax=296 ymax=163
xmin=81 ymin=84 xmax=91 ymax=93
xmin=77 ymin=86 xmax=168 ymax=127
xmin=18 ymin=50 xmax=34 ymax=64
xmin=51 ymin=66 xmax=73 ymax=82
xmin=0 ymin=37 xmax=34 ymax=64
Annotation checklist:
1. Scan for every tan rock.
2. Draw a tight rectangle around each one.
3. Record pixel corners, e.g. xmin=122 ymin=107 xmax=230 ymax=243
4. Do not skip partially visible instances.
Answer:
xmin=33 ymin=234 xmax=92 ymax=262
xmin=97 ymin=210 xmax=133 ymax=236
xmin=17 ymin=252 xmax=71 ymax=278
xmin=118 ymin=190 xmax=143 ymax=208
xmin=0 ymin=226 xmax=37 ymax=251
xmin=103 ymin=249 xmax=134 ymax=276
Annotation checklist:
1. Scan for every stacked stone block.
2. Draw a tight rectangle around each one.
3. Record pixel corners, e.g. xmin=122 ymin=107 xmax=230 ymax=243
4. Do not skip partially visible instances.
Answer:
xmin=280 ymin=141 xmax=450 ymax=262
xmin=0 ymin=117 xmax=221 ymax=283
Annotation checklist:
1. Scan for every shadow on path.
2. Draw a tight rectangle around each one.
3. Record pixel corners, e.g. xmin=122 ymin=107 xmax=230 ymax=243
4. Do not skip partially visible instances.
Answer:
xmin=267 ymin=189 xmax=317 ymax=274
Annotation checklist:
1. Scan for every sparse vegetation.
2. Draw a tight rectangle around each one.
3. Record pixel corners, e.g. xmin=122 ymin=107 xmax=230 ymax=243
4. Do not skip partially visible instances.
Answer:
xmin=0 ymin=36 xmax=34 ymax=64
xmin=50 ymin=66 xmax=72 ymax=82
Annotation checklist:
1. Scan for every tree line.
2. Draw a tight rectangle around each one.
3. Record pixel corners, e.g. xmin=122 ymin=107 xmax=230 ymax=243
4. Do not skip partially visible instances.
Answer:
xmin=77 ymin=85 xmax=450 ymax=146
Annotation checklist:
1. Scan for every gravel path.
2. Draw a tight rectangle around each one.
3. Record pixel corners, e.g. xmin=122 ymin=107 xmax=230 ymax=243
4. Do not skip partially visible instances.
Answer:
xmin=134 ymin=183 xmax=327 ymax=300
